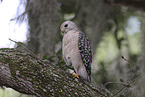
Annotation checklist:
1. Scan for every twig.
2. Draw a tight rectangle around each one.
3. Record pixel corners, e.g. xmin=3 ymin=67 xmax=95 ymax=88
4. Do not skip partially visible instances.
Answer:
xmin=104 ymin=82 xmax=126 ymax=86
xmin=87 ymin=84 xmax=107 ymax=97
xmin=9 ymin=38 xmax=38 ymax=59
xmin=101 ymin=82 xmax=127 ymax=96
xmin=101 ymin=76 xmax=140 ymax=96
xmin=112 ymin=76 xmax=140 ymax=96
xmin=10 ymin=0 xmax=30 ymax=21
xmin=101 ymin=85 xmax=113 ymax=96
xmin=122 ymin=56 xmax=130 ymax=63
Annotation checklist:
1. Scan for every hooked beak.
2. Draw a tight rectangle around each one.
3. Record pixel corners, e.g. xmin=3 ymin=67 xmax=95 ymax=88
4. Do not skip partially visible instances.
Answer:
xmin=61 ymin=29 xmax=65 ymax=33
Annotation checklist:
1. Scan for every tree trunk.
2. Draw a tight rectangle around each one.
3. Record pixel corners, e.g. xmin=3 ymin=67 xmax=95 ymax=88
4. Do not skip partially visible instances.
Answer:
xmin=76 ymin=0 xmax=111 ymax=53
xmin=135 ymin=13 xmax=145 ymax=97
xmin=27 ymin=0 xmax=61 ymax=58
xmin=105 ymin=0 xmax=145 ymax=11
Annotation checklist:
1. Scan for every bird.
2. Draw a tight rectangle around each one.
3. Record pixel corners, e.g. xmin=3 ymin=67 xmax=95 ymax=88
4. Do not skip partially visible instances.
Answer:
xmin=60 ymin=21 xmax=92 ymax=82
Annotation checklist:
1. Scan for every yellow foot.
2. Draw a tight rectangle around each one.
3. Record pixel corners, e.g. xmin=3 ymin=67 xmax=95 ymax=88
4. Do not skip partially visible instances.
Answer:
xmin=72 ymin=73 xmax=79 ymax=79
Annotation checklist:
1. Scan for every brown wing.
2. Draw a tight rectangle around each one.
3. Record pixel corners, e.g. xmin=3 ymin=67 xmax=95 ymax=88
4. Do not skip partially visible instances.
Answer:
xmin=78 ymin=31 xmax=92 ymax=81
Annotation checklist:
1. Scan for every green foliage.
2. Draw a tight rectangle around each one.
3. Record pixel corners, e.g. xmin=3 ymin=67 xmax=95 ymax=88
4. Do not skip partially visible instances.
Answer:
xmin=95 ymin=33 xmax=119 ymax=63
xmin=0 ymin=88 xmax=31 ymax=97
xmin=42 ymin=54 xmax=56 ymax=63
xmin=47 ymin=56 xmax=55 ymax=62
xmin=120 ymin=78 xmax=124 ymax=82
xmin=125 ymin=84 xmax=131 ymax=88
xmin=56 ymin=49 xmax=62 ymax=56
xmin=93 ymin=15 xmax=141 ymax=96
xmin=128 ymin=32 xmax=141 ymax=55
xmin=119 ymin=95 xmax=125 ymax=97
xmin=42 ymin=55 xmax=48 ymax=60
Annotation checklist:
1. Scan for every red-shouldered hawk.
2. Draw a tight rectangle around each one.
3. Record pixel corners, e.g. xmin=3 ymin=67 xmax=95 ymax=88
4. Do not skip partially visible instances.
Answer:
xmin=60 ymin=21 xmax=92 ymax=82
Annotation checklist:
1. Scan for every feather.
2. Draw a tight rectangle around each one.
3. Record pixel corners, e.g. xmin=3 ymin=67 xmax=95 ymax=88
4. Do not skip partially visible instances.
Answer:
xmin=78 ymin=31 xmax=92 ymax=82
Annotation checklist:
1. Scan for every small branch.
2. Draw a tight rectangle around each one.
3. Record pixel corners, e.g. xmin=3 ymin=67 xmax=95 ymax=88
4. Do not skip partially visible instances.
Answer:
xmin=101 ymin=85 xmax=113 ymax=96
xmin=122 ymin=56 xmax=130 ymax=63
xmin=104 ymin=81 xmax=127 ymax=86
xmin=112 ymin=76 xmax=140 ymax=96
xmin=100 ymin=76 xmax=140 ymax=96
xmin=10 ymin=0 xmax=30 ymax=21
xmin=9 ymin=38 xmax=38 ymax=59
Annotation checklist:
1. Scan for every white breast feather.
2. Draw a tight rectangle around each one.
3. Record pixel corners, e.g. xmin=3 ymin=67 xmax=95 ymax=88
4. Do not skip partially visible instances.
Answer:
xmin=62 ymin=30 xmax=88 ymax=80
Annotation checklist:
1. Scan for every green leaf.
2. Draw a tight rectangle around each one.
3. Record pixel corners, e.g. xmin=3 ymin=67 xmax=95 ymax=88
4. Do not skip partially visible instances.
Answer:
xmin=125 ymin=84 xmax=131 ymax=88
xmin=56 ymin=49 xmax=62 ymax=55
xmin=42 ymin=55 xmax=48 ymax=60
xmin=119 ymin=95 xmax=125 ymax=97
xmin=47 ymin=56 xmax=56 ymax=62
xmin=120 ymin=78 xmax=124 ymax=82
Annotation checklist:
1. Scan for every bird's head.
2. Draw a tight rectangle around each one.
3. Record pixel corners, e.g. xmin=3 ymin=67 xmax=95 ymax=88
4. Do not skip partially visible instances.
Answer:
xmin=60 ymin=21 xmax=79 ymax=34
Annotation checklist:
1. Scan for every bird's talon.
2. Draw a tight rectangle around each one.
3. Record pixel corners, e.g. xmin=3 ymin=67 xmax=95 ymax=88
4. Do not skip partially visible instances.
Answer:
xmin=72 ymin=73 xmax=79 ymax=78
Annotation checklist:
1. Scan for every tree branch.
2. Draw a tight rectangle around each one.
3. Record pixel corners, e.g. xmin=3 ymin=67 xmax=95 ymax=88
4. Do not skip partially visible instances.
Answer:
xmin=105 ymin=0 xmax=145 ymax=11
xmin=0 ymin=48 xmax=105 ymax=96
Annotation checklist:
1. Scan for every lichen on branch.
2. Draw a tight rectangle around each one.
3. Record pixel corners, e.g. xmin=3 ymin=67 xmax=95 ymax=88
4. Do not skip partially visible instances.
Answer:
xmin=0 ymin=48 xmax=104 ymax=96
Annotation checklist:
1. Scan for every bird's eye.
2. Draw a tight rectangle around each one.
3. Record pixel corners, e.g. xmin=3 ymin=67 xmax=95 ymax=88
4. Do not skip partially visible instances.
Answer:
xmin=64 ymin=24 xmax=68 ymax=27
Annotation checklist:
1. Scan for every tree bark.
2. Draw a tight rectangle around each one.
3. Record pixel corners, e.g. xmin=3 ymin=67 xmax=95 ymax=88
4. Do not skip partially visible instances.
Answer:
xmin=27 ymin=0 xmax=61 ymax=58
xmin=76 ymin=0 xmax=111 ymax=53
xmin=105 ymin=0 xmax=145 ymax=11
xmin=0 ymin=48 xmax=105 ymax=97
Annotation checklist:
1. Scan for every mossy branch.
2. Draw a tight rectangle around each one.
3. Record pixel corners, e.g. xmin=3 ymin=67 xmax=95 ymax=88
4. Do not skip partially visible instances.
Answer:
xmin=0 ymin=48 xmax=106 ymax=96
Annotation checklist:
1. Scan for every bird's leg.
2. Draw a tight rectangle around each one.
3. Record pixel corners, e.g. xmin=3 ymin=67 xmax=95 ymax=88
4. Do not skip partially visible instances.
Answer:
xmin=72 ymin=67 xmax=79 ymax=78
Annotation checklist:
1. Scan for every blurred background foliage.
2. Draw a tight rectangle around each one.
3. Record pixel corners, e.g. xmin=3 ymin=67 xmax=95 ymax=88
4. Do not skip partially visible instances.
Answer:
xmin=0 ymin=87 xmax=31 ymax=97
xmin=1 ymin=0 xmax=145 ymax=96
